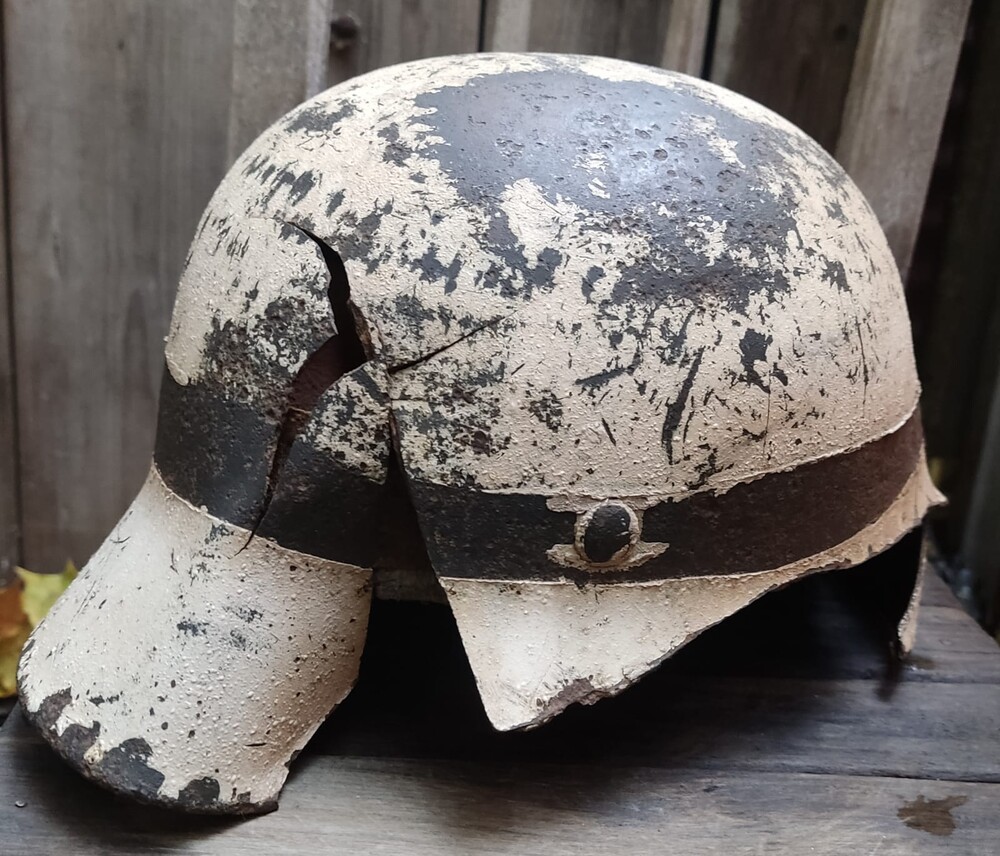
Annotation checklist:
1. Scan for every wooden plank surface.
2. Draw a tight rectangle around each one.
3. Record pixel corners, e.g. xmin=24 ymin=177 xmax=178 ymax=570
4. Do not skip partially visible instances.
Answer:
xmin=483 ymin=0 xmax=708 ymax=69
xmin=660 ymin=0 xmax=711 ymax=75
xmin=1 ymin=569 xmax=997 ymax=854
xmin=227 ymin=0 xmax=333 ymax=163
xmin=0 ymin=14 xmax=19 ymax=585
xmin=4 ymin=0 xmax=238 ymax=572
xmin=909 ymin=0 xmax=1000 ymax=628
xmin=711 ymin=0 xmax=866 ymax=152
xmin=1 ymin=748 xmax=996 ymax=856
xmin=3 ymin=0 xmax=341 ymax=574
xmin=484 ymin=0 xmax=618 ymax=54
xmin=965 ymin=368 xmax=1000 ymax=628
xmin=836 ymin=0 xmax=972 ymax=278
xmin=328 ymin=0 xmax=481 ymax=86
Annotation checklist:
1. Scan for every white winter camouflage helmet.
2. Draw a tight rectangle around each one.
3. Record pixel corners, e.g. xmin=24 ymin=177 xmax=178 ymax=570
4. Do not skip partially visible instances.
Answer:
xmin=18 ymin=53 xmax=942 ymax=813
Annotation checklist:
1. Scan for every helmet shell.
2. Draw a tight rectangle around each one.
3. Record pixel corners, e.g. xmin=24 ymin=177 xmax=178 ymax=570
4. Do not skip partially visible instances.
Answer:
xmin=19 ymin=53 xmax=941 ymax=812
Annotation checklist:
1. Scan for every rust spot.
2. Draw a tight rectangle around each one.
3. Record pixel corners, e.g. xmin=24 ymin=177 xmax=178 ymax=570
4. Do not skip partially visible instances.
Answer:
xmin=897 ymin=795 xmax=967 ymax=836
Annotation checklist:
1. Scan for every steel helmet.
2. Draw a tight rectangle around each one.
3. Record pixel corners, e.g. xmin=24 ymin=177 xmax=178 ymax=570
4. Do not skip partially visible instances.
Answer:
xmin=18 ymin=52 xmax=942 ymax=813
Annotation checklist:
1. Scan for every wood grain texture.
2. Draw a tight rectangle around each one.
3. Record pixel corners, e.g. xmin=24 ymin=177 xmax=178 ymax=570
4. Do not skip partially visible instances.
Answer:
xmin=1 ymin=571 xmax=997 ymax=854
xmin=660 ymin=0 xmax=711 ymax=75
xmin=910 ymin=0 xmax=1000 ymax=626
xmin=710 ymin=0 xmax=866 ymax=152
xmin=227 ymin=0 xmax=333 ymax=163
xmin=483 ymin=0 xmax=694 ymax=68
xmin=964 ymin=368 xmax=1000 ymax=628
xmin=4 ymin=0 xmax=238 ymax=572
xmin=836 ymin=0 xmax=972 ymax=278
xmin=328 ymin=0 xmax=481 ymax=86
xmin=1 ymin=746 xmax=996 ymax=855
xmin=482 ymin=0 xmax=534 ymax=51
xmin=614 ymin=0 xmax=680 ymax=65
xmin=5 ymin=0 xmax=341 ymax=573
xmin=0 ymin=18 xmax=19 ymax=584
xmin=486 ymin=0 xmax=618 ymax=54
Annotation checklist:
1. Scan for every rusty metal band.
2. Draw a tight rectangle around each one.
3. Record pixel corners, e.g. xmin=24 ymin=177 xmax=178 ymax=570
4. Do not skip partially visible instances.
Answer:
xmin=410 ymin=412 xmax=925 ymax=583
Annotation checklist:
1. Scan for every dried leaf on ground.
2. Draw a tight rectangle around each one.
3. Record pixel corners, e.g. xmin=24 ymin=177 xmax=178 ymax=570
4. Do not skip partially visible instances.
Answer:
xmin=16 ymin=562 xmax=78 ymax=627
xmin=0 ymin=583 xmax=28 ymax=698
xmin=0 ymin=562 xmax=78 ymax=698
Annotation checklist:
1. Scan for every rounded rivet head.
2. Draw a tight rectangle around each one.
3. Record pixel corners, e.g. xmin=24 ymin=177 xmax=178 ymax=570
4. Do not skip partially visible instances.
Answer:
xmin=575 ymin=502 xmax=640 ymax=566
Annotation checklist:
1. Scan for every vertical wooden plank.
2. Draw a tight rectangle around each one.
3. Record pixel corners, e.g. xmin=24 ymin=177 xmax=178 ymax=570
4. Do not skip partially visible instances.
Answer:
xmin=5 ymin=0 xmax=238 ymax=572
xmin=0 ymin=10 xmax=18 ymax=583
xmin=482 ymin=0 xmax=533 ymax=52
xmin=523 ymin=0 xmax=621 ymax=55
xmin=966 ymin=362 xmax=1000 ymax=631
xmin=617 ymin=0 xmax=691 ymax=67
xmin=328 ymin=1 xmax=481 ymax=85
xmin=485 ymin=0 xmax=692 ymax=67
xmin=908 ymin=0 xmax=1000 ymax=628
xmin=660 ymin=0 xmax=711 ymax=76
xmin=227 ymin=0 xmax=333 ymax=163
xmin=7 ymin=0 xmax=339 ymax=573
xmin=710 ymin=0 xmax=866 ymax=152
xmin=836 ymin=0 xmax=972 ymax=278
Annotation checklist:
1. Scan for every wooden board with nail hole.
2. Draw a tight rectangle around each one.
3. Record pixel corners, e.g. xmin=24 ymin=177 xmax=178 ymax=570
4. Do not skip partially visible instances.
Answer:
xmin=1 ymin=570 xmax=998 ymax=854
xmin=327 ymin=1 xmax=481 ymax=86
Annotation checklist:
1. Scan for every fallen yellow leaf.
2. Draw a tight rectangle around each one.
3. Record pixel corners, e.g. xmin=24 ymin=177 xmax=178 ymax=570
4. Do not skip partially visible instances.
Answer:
xmin=0 ymin=561 xmax=79 ymax=698
xmin=0 ymin=623 xmax=30 ymax=698
xmin=16 ymin=561 xmax=78 ymax=628
xmin=0 ymin=581 xmax=29 ymax=698
xmin=0 ymin=581 xmax=27 ymax=640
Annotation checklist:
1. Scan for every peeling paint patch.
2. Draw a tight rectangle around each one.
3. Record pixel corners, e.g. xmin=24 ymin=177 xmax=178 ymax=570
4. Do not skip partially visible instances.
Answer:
xmin=178 ymin=776 xmax=222 ymax=809
xmin=96 ymin=738 xmax=166 ymax=798
xmin=176 ymin=620 xmax=208 ymax=637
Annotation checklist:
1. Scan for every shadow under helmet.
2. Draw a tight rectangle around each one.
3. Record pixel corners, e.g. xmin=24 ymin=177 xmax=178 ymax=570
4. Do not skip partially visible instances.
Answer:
xmin=18 ymin=52 xmax=942 ymax=814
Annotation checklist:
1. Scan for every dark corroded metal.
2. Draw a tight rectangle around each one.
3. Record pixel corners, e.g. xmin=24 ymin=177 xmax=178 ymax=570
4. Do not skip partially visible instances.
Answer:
xmin=410 ymin=412 xmax=923 ymax=584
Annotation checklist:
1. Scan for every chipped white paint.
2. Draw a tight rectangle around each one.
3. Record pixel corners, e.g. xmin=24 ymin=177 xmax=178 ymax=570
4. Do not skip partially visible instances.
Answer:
xmin=19 ymin=466 xmax=371 ymax=809
xmin=688 ymin=113 xmax=745 ymax=168
xmin=445 ymin=457 xmax=942 ymax=731
xmin=587 ymin=177 xmax=610 ymax=199
xmin=303 ymin=362 xmax=391 ymax=480
xmin=684 ymin=215 xmax=729 ymax=267
xmin=157 ymin=52 xmax=920 ymax=497
xmin=166 ymin=217 xmax=332 ymax=388
xmin=546 ymin=539 xmax=669 ymax=573
xmin=175 ymin=53 xmax=554 ymax=374
xmin=576 ymin=151 xmax=609 ymax=172
xmin=156 ymin=50 xmax=935 ymax=728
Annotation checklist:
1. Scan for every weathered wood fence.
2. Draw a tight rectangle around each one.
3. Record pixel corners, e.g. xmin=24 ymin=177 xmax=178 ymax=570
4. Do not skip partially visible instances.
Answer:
xmin=2 ymin=0 xmax=997 ymax=623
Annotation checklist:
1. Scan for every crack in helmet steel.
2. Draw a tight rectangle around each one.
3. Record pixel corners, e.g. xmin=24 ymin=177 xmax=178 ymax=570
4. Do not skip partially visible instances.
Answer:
xmin=18 ymin=53 xmax=944 ymax=814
